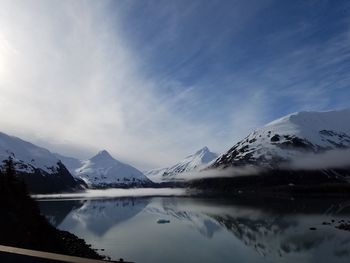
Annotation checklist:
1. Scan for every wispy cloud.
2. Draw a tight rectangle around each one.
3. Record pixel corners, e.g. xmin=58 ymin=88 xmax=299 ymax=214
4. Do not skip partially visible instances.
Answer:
xmin=0 ymin=0 xmax=350 ymax=170
xmin=0 ymin=0 xmax=227 ymax=169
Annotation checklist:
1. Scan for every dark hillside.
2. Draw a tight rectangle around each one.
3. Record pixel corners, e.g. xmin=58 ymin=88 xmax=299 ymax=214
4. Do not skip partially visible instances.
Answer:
xmin=0 ymin=158 xmax=103 ymax=260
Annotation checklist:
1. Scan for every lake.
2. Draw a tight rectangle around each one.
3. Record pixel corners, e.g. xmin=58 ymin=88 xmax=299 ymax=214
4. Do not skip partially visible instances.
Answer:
xmin=37 ymin=191 xmax=350 ymax=263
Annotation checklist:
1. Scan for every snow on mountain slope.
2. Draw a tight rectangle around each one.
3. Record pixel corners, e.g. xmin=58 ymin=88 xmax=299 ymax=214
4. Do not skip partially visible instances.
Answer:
xmin=144 ymin=167 xmax=168 ymax=183
xmin=211 ymin=109 xmax=350 ymax=169
xmin=145 ymin=147 xmax=218 ymax=182
xmin=0 ymin=131 xmax=81 ymax=193
xmin=72 ymin=150 xmax=152 ymax=187
xmin=0 ymin=131 xmax=62 ymax=174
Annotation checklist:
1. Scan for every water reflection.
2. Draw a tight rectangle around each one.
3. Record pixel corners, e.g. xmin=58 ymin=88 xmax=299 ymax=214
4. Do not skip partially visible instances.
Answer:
xmin=39 ymin=199 xmax=84 ymax=227
xmin=38 ymin=196 xmax=350 ymax=263
xmin=40 ymin=198 xmax=149 ymax=236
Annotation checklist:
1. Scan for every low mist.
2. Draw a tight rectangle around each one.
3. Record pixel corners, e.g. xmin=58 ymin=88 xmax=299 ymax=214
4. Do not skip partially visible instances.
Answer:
xmin=178 ymin=148 xmax=350 ymax=181
xmin=33 ymin=188 xmax=186 ymax=200
xmin=176 ymin=166 xmax=263 ymax=182
xmin=284 ymin=149 xmax=350 ymax=170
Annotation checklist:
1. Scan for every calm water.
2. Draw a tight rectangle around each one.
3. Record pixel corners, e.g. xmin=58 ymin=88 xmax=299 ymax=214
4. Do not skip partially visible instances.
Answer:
xmin=37 ymin=194 xmax=350 ymax=263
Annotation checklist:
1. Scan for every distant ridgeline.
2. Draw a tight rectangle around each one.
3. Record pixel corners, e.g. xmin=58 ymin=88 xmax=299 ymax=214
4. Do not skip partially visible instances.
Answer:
xmin=0 ymin=157 xmax=103 ymax=259
xmin=2 ymin=109 xmax=350 ymax=194
xmin=144 ymin=146 xmax=218 ymax=183
xmin=0 ymin=131 xmax=155 ymax=193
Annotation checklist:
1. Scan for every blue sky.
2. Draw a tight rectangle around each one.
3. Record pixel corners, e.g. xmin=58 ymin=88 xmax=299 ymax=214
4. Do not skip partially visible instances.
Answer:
xmin=113 ymin=0 xmax=350 ymax=114
xmin=0 ymin=0 xmax=350 ymax=169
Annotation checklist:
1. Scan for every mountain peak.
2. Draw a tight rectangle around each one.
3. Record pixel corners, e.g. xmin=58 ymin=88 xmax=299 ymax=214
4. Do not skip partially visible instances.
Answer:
xmin=195 ymin=146 xmax=209 ymax=155
xmin=76 ymin=150 xmax=151 ymax=187
xmin=91 ymin=150 xmax=114 ymax=161
xmin=266 ymin=108 xmax=350 ymax=129
xmin=145 ymin=147 xmax=218 ymax=182
xmin=98 ymin=150 xmax=110 ymax=156
xmin=211 ymin=108 xmax=350 ymax=169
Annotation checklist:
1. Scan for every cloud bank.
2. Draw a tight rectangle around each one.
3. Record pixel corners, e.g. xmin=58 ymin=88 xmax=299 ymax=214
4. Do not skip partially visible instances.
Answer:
xmin=33 ymin=188 xmax=186 ymax=200
xmin=285 ymin=149 xmax=350 ymax=171
xmin=169 ymin=166 xmax=263 ymax=182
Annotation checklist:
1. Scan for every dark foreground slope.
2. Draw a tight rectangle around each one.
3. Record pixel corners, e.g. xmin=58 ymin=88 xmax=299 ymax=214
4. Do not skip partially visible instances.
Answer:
xmin=17 ymin=161 xmax=84 ymax=194
xmin=0 ymin=131 xmax=85 ymax=194
xmin=0 ymin=160 xmax=103 ymax=260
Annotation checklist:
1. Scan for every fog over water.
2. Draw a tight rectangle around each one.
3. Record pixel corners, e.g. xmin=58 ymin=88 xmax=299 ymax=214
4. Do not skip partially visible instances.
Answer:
xmin=33 ymin=188 xmax=187 ymax=200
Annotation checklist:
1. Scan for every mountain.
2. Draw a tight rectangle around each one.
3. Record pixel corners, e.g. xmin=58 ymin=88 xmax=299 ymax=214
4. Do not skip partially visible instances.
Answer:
xmin=58 ymin=150 xmax=153 ymax=188
xmin=53 ymin=153 xmax=83 ymax=174
xmin=194 ymin=109 xmax=350 ymax=194
xmin=145 ymin=147 xmax=218 ymax=182
xmin=211 ymin=109 xmax=350 ymax=169
xmin=0 ymin=131 xmax=82 ymax=193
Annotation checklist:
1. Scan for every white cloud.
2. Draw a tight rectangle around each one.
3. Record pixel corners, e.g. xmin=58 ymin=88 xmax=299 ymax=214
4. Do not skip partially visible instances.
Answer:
xmin=1 ymin=0 xmax=349 ymax=172
xmin=0 ymin=0 xmax=229 ymax=169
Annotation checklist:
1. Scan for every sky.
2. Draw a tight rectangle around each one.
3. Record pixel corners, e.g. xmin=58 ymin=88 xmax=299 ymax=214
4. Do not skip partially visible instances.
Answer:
xmin=0 ymin=0 xmax=350 ymax=170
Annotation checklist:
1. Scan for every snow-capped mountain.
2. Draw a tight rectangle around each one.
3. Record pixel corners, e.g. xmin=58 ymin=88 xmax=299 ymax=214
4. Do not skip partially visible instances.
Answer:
xmin=211 ymin=109 xmax=350 ymax=169
xmin=145 ymin=147 xmax=218 ymax=182
xmin=58 ymin=150 xmax=152 ymax=188
xmin=0 ymin=131 xmax=81 ymax=193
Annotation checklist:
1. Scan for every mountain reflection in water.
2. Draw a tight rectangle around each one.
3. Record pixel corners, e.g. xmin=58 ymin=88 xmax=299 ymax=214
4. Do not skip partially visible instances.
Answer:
xmin=38 ymin=196 xmax=350 ymax=263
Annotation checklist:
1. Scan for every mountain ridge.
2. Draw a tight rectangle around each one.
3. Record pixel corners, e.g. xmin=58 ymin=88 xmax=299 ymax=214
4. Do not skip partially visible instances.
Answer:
xmin=145 ymin=146 xmax=218 ymax=183
xmin=210 ymin=108 xmax=350 ymax=170
xmin=58 ymin=149 xmax=153 ymax=188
